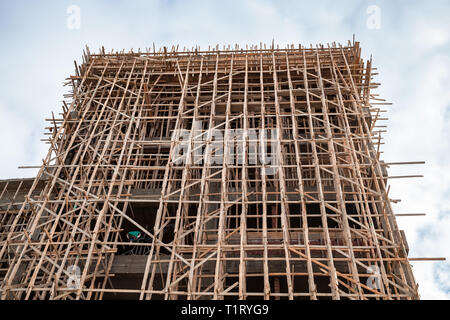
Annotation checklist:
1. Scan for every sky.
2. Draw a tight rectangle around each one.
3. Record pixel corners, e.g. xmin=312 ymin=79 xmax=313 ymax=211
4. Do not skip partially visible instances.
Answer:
xmin=0 ymin=0 xmax=449 ymax=299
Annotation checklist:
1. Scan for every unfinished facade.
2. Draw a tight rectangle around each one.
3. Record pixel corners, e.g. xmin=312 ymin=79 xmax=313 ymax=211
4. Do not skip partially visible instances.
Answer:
xmin=0 ymin=41 xmax=419 ymax=300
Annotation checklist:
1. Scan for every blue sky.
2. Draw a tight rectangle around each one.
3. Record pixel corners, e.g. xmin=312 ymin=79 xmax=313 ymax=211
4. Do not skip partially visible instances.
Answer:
xmin=0 ymin=0 xmax=449 ymax=299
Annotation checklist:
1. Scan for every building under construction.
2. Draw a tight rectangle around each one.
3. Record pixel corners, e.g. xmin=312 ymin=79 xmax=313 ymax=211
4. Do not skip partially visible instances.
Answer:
xmin=0 ymin=40 xmax=422 ymax=300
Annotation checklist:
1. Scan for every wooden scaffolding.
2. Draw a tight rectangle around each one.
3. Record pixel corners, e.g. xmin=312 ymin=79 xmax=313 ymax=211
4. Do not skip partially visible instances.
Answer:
xmin=0 ymin=40 xmax=422 ymax=299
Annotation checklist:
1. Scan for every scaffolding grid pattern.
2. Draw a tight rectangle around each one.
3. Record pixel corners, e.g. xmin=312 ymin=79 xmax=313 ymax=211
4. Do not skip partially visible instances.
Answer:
xmin=0 ymin=41 xmax=419 ymax=300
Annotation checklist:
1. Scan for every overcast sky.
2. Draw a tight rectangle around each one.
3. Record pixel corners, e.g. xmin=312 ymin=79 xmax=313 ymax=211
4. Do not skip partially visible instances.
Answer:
xmin=0 ymin=0 xmax=449 ymax=299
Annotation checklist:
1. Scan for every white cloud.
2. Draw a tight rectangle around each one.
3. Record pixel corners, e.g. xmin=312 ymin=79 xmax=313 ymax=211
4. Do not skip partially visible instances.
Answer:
xmin=415 ymin=26 xmax=449 ymax=49
xmin=383 ymin=35 xmax=450 ymax=299
xmin=0 ymin=102 xmax=36 ymax=179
